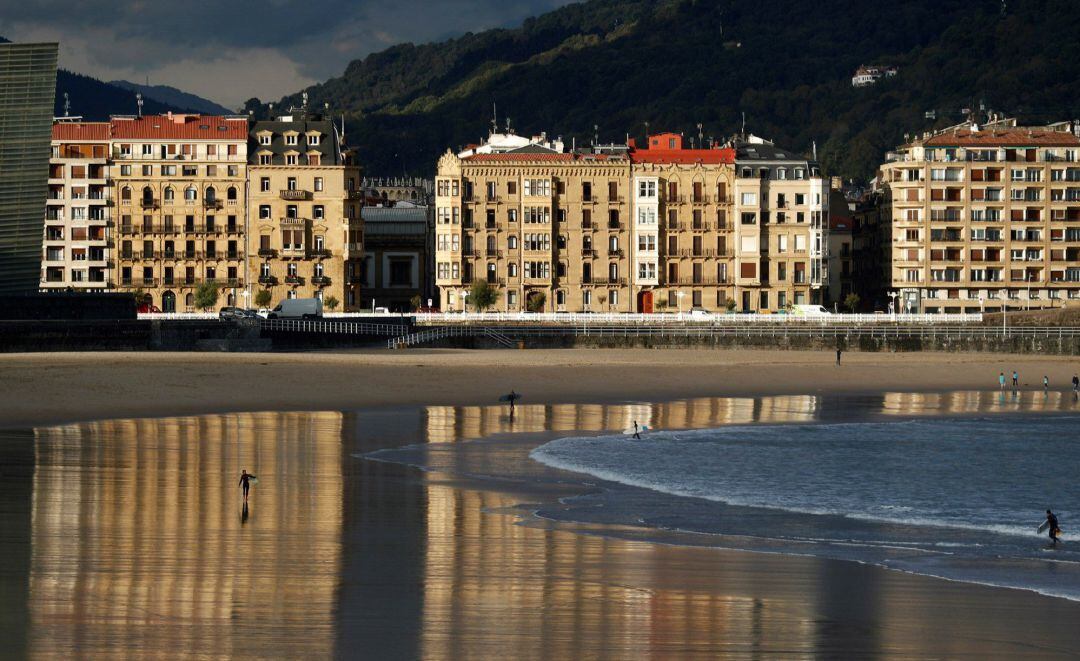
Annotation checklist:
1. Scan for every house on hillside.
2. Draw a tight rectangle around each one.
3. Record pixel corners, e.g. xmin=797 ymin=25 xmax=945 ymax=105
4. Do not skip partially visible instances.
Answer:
xmin=851 ymin=65 xmax=898 ymax=88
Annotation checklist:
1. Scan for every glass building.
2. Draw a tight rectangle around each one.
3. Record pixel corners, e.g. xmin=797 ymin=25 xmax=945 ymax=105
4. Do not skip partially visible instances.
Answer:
xmin=0 ymin=43 xmax=58 ymax=294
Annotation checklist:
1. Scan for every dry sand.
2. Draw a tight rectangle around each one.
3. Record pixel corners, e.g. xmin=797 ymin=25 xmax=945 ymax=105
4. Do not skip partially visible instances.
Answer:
xmin=0 ymin=348 xmax=1074 ymax=428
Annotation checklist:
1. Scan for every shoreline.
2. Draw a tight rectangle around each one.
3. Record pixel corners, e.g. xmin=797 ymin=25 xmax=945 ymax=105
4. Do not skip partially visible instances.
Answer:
xmin=2 ymin=348 xmax=1078 ymax=429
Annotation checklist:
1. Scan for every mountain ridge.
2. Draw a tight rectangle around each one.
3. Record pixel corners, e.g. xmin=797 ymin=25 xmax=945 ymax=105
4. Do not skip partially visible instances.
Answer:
xmin=261 ymin=0 xmax=1080 ymax=180
xmin=109 ymin=80 xmax=233 ymax=115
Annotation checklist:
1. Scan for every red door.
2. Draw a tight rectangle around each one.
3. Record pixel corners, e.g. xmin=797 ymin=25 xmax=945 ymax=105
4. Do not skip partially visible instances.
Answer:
xmin=638 ymin=290 xmax=653 ymax=314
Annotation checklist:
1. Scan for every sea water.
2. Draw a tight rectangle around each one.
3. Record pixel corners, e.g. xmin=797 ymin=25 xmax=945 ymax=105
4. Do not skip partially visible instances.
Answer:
xmin=529 ymin=416 xmax=1080 ymax=601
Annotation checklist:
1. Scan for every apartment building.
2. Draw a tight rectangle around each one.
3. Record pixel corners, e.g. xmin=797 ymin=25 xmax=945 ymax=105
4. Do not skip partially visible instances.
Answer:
xmin=248 ymin=117 xmax=363 ymax=310
xmin=359 ymin=206 xmax=434 ymax=312
xmin=111 ymin=113 xmax=249 ymax=312
xmin=732 ymin=138 xmax=829 ymax=311
xmin=42 ymin=121 xmax=113 ymax=291
xmin=881 ymin=118 xmax=1080 ymax=313
xmin=435 ymin=144 xmax=633 ymax=312
xmin=434 ymin=130 xmax=825 ymax=313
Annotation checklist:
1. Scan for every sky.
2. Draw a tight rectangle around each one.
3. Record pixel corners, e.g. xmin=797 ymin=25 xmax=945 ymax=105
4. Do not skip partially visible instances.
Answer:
xmin=0 ymin=0 xmax=578 ymax=109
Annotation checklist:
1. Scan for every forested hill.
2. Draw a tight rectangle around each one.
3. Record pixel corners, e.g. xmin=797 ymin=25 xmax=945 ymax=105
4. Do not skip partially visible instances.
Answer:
xmin=261 ymin=0 xmax=1080 ymax=181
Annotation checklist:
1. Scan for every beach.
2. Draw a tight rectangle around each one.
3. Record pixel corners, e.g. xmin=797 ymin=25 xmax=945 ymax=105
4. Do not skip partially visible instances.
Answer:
xmin=3 ymin=349 xmax=1080 ymax=658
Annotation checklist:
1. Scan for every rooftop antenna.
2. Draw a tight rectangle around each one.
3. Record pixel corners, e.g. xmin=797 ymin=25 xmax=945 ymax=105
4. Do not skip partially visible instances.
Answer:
xmin=302 ymin=91 xmax=309 ymax=118
xmin=644 ymin=120 xmax=650 ymax=140
xmin=63 ymin=92 xmax=70 ymax=117
xmin=593 ymin=124 xmax=599 ymax=146
xmin=136 ymin=92 xmax=143 ymax=118
xmin=741 ymin=112 xmax=746 ymax=139
xmin=697 ymin=122 xmax=703 ymax=144
xmin=505 ymin=116 xmax=512 ymax=134
xmin=812 ymin=140 xmax=818 ymax=160
xmin=491 ymin=101 xmax=497 ymax=135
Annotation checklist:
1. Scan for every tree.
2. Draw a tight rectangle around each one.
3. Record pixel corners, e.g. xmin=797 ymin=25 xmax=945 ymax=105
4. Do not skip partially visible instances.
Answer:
xmin=254 ymin=290 xmax=272 ymax=308
xmin=725 ymin=298 xmax=737 ymax=313
xmin=844 ymin=293 xmax=861 ymax=313
xmin=325 ymin=295 xmax=340 ymax=311
xmin=526 ymin=291 xmax=547 ymax=313
xmin=410 ymin=294 xmax=423 ymax=311
xmin=194 ymin=280 xmax=219 ymax=311
xmin=469 ymin=280 xmax=500 ymax=311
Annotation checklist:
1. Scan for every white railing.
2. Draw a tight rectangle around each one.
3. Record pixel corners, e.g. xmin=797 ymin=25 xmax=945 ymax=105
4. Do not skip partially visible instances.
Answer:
xmin=356 ymin=311 xmax=984 ymax=326
xmin=139 ymin=312 xmax=220 ymax=320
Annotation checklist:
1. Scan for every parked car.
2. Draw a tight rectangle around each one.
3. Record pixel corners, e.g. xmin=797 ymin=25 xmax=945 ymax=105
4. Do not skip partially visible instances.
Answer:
xmin=137 ymin=302 xmax=161 ymax=314
xmin=790 ymin=305 xmax=832 ymax=317
xmin=267 ymin=298 xmax=323 ymax=319
xmin=219 ymin=306 xmax=243 ymax=321
xmin=688 ymin=307 xmax=711 ymax=318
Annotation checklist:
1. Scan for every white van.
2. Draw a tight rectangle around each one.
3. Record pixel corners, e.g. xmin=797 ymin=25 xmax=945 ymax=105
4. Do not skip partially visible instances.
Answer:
xmin=790 ymin=305 xmax=832 ymax=317
xmin=267 ymin=298 xmax=323 ymax=319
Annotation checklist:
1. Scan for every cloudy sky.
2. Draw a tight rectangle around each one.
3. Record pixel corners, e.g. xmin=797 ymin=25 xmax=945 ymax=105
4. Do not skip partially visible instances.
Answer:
xmin=0 ymin=0 xmax=577 ymax=109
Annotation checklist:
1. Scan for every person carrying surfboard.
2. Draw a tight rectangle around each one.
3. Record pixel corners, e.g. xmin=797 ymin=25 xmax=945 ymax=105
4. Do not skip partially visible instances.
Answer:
xmin=633 ymin=421 xmax=641 ymax=439
xmin=1040 ymin=509 xmax=1061 ymax=545
xmin=239 ymin=469 xmax=257 ymax=503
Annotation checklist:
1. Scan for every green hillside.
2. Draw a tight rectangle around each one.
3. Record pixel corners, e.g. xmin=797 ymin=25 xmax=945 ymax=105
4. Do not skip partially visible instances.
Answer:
xmin=263 ymin=0 xmax=1080 ymax=180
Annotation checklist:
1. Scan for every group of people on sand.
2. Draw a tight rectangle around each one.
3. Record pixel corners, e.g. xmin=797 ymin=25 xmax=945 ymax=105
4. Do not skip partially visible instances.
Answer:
xmin=998 ymin=370 xmax=1080 ymax=392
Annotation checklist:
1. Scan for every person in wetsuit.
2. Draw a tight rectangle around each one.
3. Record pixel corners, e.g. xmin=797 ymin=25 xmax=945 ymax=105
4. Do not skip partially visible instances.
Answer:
xmin=1046 ymin=509 xmax=1060 ymax=545
xmin=239 ymin=469 xmax=257 ymax=503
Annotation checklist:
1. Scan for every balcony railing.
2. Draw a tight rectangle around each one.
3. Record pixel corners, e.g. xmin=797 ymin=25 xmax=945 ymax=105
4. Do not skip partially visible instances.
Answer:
xmin=140 ymin=198 xmax=158 ymax=208
xmin=284 ymin=274 xmax=304 ymax=285
xmin=280 ymin=189 xmax=310 ymax=201
xmin=309 ymin=248 xmax=332 ymax=258
xmin=311 ymin=276 xmax=331 ymax=286
xmin=258 ymin=274 xmax=278 ymax=285
xmin=258 ymin=248 xmax=277 ymax=258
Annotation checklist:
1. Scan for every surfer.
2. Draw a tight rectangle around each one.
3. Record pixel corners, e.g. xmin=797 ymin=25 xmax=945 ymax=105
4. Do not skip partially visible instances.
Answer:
xmin=836 ymin=348 xmax=842 ymax=366
xmin=633 ymin=421 xmax=641 ymax=439
xmin=1012 ymin=370 xmax=1019 ymax=388
xmin=1072 ymin=374 xmax=1079 ymax=392
xmin=1043 ymin=375 xmax=1049 ymax=393
xmin=999 ymin=372 xmax=1006 ymax=391
xmin=239 ymin=469 xmax=257 ymax=503
xmin=1042 ymin=509 xmax=1061 ymax=545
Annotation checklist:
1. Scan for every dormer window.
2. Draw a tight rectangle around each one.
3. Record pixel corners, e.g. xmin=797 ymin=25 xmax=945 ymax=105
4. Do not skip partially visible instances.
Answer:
xmin=259 ymin=154 xmax=272 ymax=165
xmin=259 ymin=134 xmax=272 ymax=145
xmin=285 ymin=134 xmax=298 ymax=146
xmin=307 ymin=134 xmax=320 ymax=146
xmin=286 ymin=154 xmax=298 ymax=165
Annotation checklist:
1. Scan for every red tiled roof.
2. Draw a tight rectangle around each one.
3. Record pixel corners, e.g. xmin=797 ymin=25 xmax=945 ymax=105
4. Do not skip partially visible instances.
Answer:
xmin=630 ymin=148 xmax=736 ymax=165
xmin=924 ymin=127 xmax=1080 ymax=147
xmin=109 ymin=114 xmax=248 ymax=140
xmin=52 ymin=122 xmax=110 ymax=141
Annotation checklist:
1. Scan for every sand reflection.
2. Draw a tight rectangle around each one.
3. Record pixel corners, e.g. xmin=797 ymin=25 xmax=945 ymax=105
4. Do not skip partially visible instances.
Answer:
xmin=27 ymin=412 xmax=343 ymax=658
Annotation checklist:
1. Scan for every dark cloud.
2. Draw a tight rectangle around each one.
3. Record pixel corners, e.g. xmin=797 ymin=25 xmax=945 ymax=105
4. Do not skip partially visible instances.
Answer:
xmin=0 ymin=0 xmax=578 ymax=106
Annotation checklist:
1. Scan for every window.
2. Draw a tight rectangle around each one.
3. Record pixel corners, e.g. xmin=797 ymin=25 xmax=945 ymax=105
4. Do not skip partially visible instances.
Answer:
xmin=259 ymin=134 xmax=271 ymax=145
xmin=741 ymin=212 xmax=757 ymax=225
xmin=260 ymin=177 xmax=270 ymax=192
xmin=741 ymin=192 xmax=757 ymax=205
xmin=259 ymin=205 xmax=271 ymax=219
xmin=314 ymin=177 xmax=323 ymax=192
xmin=308 ymin=133 xmax=320 ymax=146
xmin=637 ymin=180 xmax=657 ymax=198
xmin=523 ymin=179 xmax=551 ymax=196
xmin=313 ymin=205 xmax=325 ymax=219
xmin=285 ymin=134 xmax=298 ymax=146
xmin=285 ymin=154 xmax=298 ymax=166
xmin=142 ymin=144 xmax=153 ymax=156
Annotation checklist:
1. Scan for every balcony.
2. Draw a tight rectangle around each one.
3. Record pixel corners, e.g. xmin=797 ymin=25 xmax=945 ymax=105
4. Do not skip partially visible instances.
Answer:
xmin=585 ymin=277 xmax=627 ymax=286
xmin=485 ymin=248 xmax=502 ymax=258
xmin=140 ymin=198 xmax=158 ymax=208
xmin=309 ymin=248 xmax=332 ymax=258
xmin=311 ymin=275 xmax=331 ymax=286
xmin=258 ymin=248 xmax=278 ymax=258
xmin=691 ymin=195 xmax=709 ymax=205
xmin=581 ymin=248 xmax=596 ymax=257
xmin=204 ymin=198 xmax=223 ymax=210
xmin=121 ymin=277 xmax=157 ymax=287
xmin=280 ymin=189 xmax=310 ymax=201
xmin=608 ymin=249 xmax=624 ymax=258
xmin=218 ymin=278 xmax=244 ymax=288
xmin=258 ymin=274 xmax=278 ymax=285
xmin=284 ymin=274 xmax=304 ymax=285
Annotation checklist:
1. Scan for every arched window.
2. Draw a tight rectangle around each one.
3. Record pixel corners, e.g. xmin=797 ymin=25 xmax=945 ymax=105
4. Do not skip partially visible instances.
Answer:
xmin=185 ymin=293 xmax=194 ymax=308
xmin=163 ymin=186 xmax=174 ymax=201
xmin=508 ymin=263 xmax=518 ymax=277
xmin=205 ymin=186 xmax=216 ymax=202
xmin=486 ymin=235 xmax=496 ymax=251
xmin=161 ymin=291 xmax=176 ymax=313
xmin=487 ymin=263 xmax=497 ymax=283
xmin=141 ymin=186 xmax=153 ymax=203
xmin=608 ymin=236 xmax=619 ymax=252
xmin=583 ymin=235 xmax=592 ymax=250
xmin=121 ymin=186 xmax=131 ymax=201
xmin=227 ymin=186 xmax=238 ymax=200
xmin=609 ymin=263 xmax=619 ymax=280
xmin=184 ymin=186 xmax=197 ymax=201
xmin=776 ymin=167 xmax=787 ymax=180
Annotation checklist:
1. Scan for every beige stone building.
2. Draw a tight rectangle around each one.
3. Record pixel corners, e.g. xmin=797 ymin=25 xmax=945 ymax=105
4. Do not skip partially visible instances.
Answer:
xmin=881 ymin=118 xmax=1080 ymax=313
xmin=111 ymin=113 xmax=249 ymax=312
xmin=248 ymin=117 xmax=363 ymax=310
xmin=434 ymin=131 xmax=827 ymax=313
xmin=42 ymin=121 xmax=113 ymax=291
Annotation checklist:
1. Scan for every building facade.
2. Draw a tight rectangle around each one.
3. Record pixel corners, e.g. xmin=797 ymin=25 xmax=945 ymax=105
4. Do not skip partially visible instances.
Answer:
xmin=111 ymin=113 xmax=249 ymax=312
xmin=360 ymin=206 xmax=434 ymax=312
xmin=248 ymin=117 xmax=363 ymax=311
xmin=434 ymin=131 xmax=827 ymax=313
xmin=0 ymin=42 xmax=58 ymax=294
xmin=42 ymin=121 xmax=113 ymax=291
xmin=881 ymin=118 xmax=1080 ymax=313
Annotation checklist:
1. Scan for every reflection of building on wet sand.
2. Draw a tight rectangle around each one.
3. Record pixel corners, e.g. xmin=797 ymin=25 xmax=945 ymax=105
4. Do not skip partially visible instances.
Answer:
xmin=424 ymin=395 xmax=821 ymax=443
xmin=28 ymin=412 xmax=343 ymax=658
xmin=420 ymin=483 xmax=817 ymax=658
xmin=882 ymin=390 xmax=1080 ymax=416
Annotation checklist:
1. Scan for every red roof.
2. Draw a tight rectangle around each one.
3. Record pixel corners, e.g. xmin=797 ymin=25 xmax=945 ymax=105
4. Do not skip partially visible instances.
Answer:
xmin=110 ymin=114 xmax=248 ymax=140
xmin=630 ymin=148 xmax=735 ymax=165
xmin=52 ymin=122 xmax=110 ymax=141
xmin=924 ymin=127 xmax=1080 ymax=148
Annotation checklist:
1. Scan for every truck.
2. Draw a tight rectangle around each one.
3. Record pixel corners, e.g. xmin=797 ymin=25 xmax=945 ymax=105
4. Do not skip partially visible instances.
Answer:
xmin=267 ymin=298 xmax=323 ymax=319
xmin=790 ymin=305 xmax=832 ymax=317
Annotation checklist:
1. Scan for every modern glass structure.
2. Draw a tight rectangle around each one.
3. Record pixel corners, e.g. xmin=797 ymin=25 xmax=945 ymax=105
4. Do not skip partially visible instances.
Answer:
xmin=0 ymin=43 xmax=58 ymax=294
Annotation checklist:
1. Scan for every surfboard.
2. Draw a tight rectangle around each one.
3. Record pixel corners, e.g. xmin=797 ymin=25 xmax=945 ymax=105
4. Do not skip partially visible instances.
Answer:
xmin=499 ymin=393 xmax=522 ymax=402
xmin=622 ymin=426 xmax=650 ymax=435
xmin=250 ymin=477 xmax=259 ymax=487
xmin=1038 ymin=520 xmax=1050 ymax=534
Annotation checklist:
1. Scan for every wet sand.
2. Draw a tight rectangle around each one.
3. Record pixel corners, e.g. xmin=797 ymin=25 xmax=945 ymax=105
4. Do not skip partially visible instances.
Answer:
xmin=2 ymin=352 xmax=1080 ymax=658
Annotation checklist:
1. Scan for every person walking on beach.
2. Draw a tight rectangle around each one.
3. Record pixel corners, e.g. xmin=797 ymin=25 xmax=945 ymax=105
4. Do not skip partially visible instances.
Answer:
xmin=239 ymin=469 xmax=256 ymax=503
xmin=508 ymin=390 xmax=518 ymax=417
xmin=633 ymin=420 xmax=641 ymax=439
xmin=999 ymin=372 xmax=1006 ymax=391
xmin=1012 ymin=371 xmax=1019 ymax=388
xmin=1072 ymin=374 xmax=1079 ymax=392
xmin=1044 ymin=509 xmax=1061 ymax=546
xmin=836 ymin=348 xmax=842 ymax=367
xmin=1044 ymin=375 xmax=1049 ymax=393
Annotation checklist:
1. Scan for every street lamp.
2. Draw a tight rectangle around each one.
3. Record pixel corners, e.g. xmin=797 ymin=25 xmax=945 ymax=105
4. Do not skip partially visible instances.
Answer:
xmin=1001 ymin=288 xmax=1008 ymax=337
xmin=888 ymin=290 xmax=898 ymax=318
xmin=676 ymin=290 xmax=685 ymax=317
xmin=241 ymin=289 xmax=250 ymax=311
xmin=461 ymin=289 xmax=470 ymax=314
